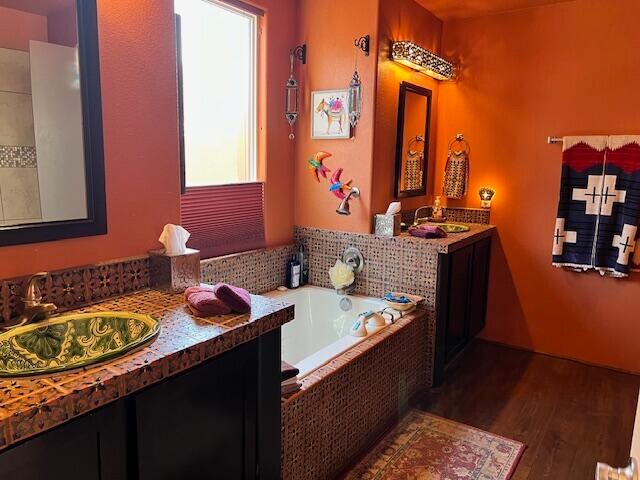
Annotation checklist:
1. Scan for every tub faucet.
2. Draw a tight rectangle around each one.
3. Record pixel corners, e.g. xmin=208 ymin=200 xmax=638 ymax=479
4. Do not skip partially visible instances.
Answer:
xmin=5 ymin=273 xmax=57 ymax=330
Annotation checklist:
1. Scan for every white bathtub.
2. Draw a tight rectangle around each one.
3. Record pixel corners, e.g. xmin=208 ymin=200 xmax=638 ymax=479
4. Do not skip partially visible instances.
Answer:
xmin=265 ymin=285 xmax=401 ymax=379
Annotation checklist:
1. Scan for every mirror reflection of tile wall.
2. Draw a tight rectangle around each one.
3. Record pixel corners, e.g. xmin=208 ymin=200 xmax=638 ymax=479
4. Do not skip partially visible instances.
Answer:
xmin=0 ymin=47 xmax=42 ymax=226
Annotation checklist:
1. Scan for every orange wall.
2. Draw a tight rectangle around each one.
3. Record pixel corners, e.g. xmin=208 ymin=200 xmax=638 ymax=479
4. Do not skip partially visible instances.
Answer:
xmin=371 ymin=0 xmax=442 ymax=217
xmin=436 ymin=0 xmax=640 ymax=372
xmin=293 ymin=0 xmax=379 ymax=233
xmin=0 ymin=6 xmax=47 ymax=50
xmin=0 ymin=0 xmax=181 ymax=278
xmin=252 ymin=0 xmax=297 ymax=247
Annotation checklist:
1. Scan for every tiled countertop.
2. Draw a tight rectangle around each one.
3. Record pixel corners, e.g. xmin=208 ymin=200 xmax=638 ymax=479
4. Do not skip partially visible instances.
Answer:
xmin=0 ymin=289 xmax=294 ymax=451
xmin=400 ymin=223 xmax=496 ymax=253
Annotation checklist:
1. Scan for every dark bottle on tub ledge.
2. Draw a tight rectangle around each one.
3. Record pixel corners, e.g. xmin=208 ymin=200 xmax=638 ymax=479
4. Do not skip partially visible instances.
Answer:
xmin=286 ymin=255 xmax=301 ymax=289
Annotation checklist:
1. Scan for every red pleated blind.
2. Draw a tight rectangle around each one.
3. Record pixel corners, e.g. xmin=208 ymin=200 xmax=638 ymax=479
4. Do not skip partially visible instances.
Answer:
xmin=181 ymin=182 xmax=265 ymax=259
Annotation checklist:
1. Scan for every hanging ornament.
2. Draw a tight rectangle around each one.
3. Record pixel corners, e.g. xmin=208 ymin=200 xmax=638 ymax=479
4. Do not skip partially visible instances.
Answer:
xmin=285 ymin=51 xmax=299 ymax=140
xmin=348 ymin=35 xmax=369 ymax=129
xmin=284 ymin=45 xmax=306 ymax=141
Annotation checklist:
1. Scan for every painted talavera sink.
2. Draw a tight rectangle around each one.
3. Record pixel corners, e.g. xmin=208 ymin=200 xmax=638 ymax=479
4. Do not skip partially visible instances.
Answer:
xmin=0 ymin=312 xmax=161 ymax=377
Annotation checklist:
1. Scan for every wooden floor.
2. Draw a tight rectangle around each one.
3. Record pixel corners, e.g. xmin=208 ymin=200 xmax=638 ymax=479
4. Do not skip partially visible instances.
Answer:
xmin=412 ymin=340 xmax=640 ymax=479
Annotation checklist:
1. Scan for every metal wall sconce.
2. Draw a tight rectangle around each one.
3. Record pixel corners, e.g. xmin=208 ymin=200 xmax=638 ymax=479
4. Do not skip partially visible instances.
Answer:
xmin=479 ymin=187 xmax=495 ymax=208
xmin=348 ymin=35 xmax=369 ymax=129
xmin=391 ymin=41 xmax=454 ymax=81
xmin=354 ymin=35 xmax=370 ymax=56
xmin=284 ymin=44 xmax=307 ymax=140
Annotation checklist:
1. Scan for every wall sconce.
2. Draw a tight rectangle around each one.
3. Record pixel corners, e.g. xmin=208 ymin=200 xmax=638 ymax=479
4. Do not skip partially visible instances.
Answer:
xmin=284 ymin=44 xmax=306 ymax=140
xmin=479 ymin=187 xmax=495 ymax=208
xmin=391 ymin=41 xmax=454 ymax=81
xmin=348 ymin=35 xmax=369 ymax=129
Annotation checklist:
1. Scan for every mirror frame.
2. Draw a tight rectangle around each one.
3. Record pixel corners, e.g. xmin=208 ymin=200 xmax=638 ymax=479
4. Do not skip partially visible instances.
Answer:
xmin=0 ymin=0 xmax=106 ymax=247
xmin=394 ymin=82 xmax=432 ymax=198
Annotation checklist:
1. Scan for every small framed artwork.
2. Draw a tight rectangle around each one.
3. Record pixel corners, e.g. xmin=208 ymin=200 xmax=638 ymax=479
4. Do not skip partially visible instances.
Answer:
xmin=311 ymin=89 xmax=351 ymax=139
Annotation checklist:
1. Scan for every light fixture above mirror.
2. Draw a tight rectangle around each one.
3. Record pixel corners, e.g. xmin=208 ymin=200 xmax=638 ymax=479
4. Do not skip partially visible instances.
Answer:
xmin=391 ymin=41 xmax=454 ymax=81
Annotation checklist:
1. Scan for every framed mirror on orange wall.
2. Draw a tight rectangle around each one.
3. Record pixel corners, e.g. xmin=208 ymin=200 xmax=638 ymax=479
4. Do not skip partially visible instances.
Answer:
xmin=394 ymin=82 xmax=432 ymax=198
xmin=0 ymin=0 xmax=106 ymax=246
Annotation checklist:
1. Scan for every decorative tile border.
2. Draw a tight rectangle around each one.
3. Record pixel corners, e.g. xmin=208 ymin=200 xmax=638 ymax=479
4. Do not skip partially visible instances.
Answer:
xmin=402 ymin=206 xmax=491 ymax=225
xmin=0 ymin=256 xmax=151 ymax=324
xmin=281 ymin=309 xmax=429 ymax=480
xmin=200 ymin=244 xmax=297 ymax=294
xmin=0 ymin=146 xmax=37 ymax=168
xmin=0 ymin=289 xmax=294 ymax=451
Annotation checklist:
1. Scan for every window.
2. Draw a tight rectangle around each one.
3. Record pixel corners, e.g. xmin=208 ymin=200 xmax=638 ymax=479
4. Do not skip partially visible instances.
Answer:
xmin=176 ymin=0 xmax=265 ymax=259
xmin=175 ymin=0 xmax=257 ymax=186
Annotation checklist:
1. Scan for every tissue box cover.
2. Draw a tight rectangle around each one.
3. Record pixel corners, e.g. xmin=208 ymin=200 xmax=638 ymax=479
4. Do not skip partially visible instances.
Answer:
xmin=149 ymin=248 xmax=201 ymax=293
xmin=374 ymin=214 xmax=401 ymax=237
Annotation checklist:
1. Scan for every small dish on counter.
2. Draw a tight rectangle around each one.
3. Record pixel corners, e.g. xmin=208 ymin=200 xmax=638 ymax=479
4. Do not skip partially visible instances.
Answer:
xmin=383 ymin=292 xmax=424 ymax=311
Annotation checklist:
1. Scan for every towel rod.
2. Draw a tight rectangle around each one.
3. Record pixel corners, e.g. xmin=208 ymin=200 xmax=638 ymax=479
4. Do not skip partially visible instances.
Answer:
xmin=548 ymin=136 xmax=563 ymax=144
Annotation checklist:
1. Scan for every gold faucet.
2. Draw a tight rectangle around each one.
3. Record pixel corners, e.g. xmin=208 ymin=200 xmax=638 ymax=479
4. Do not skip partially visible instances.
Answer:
xmin=5 ymin=273 xmax=57 ymax=330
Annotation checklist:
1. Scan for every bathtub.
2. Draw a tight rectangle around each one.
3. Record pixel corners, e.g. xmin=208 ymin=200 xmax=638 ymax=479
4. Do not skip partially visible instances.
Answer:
xmin=266 ymin=285 xmax=400 ymax=379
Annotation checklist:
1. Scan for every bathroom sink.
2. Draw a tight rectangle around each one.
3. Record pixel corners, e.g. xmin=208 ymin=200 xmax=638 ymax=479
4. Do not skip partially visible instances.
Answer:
xmin=0 ymin=312 xmax=160 ymax=377
xmin=433 ymin=223 xmax=471 ymax=233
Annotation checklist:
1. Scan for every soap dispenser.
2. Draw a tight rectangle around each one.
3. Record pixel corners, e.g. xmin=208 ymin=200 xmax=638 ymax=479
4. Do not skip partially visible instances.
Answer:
xmin=286 ymin=255 xmax=301 ymax=289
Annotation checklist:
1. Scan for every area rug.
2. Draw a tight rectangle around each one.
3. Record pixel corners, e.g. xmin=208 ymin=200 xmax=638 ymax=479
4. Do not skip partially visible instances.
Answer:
xmin=344 ymin=410 xmax=525 ymax=480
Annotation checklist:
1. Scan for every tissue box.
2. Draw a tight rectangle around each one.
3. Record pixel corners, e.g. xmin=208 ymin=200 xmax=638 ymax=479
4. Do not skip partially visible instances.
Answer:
xmin=374 ymin=214 xmax=401 ymax=237
xmin=149 ymin=248 xmax=201 ymax=293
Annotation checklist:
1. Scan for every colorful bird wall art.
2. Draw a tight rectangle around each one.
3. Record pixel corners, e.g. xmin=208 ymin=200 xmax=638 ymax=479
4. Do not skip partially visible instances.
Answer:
xmin=329 ymin=168 xmax=353 ymax=199
xmin=307 ymin=151 xmax=332 ymax=182
xmin=307 ymin=151 xmax=359 ymax=204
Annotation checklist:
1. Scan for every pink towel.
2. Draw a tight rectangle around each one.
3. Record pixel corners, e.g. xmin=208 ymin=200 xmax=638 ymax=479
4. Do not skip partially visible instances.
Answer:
xmin=185 ymin=285 xmax=231 ymax=317
xmin=213 ymin=283 xmax=252 ymax=314
xmin=408 ymin=225 xmax=448 ymax=239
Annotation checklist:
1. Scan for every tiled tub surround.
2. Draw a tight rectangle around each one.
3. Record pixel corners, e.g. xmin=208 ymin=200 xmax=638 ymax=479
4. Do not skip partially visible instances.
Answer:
xmin=294 ymin=223 xmax=495 ymax=386
xmin=0 ymin=289 xmax=293 ymax=451
xmin=281 ymin=307 xmax=429 ymax=480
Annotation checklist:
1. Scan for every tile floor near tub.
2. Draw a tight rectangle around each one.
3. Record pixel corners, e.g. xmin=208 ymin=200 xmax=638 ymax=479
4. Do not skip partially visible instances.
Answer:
xmin=341 ymin=340 xmax=640 ymax=479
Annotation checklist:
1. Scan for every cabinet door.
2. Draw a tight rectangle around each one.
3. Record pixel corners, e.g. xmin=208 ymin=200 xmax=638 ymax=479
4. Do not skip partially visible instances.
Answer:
xmin=445 ymin=244 xmax=474 ymax=362
xmin=468 ymin=237 xmax=492 ymax=338
xmin=0 ymin=400 xmax=128 ymax=480
xmin=134 ymin=341 xmax=258 ymax=480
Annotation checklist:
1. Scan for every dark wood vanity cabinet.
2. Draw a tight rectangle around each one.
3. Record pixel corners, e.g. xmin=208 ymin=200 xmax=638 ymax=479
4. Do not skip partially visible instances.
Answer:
xmin=0 ymin=330 xmax=282 ymax=480
xmin=434 ymin=236 xmax=492 ymax=386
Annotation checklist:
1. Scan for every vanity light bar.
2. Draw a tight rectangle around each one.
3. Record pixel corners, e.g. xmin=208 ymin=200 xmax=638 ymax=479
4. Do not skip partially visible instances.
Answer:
xmin=391 ymin=41 xmax=454 ymax=81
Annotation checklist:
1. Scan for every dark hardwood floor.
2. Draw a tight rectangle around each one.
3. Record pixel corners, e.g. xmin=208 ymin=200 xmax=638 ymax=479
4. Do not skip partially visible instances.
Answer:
xmin=414 ymin=340 xmax=640 ymax=479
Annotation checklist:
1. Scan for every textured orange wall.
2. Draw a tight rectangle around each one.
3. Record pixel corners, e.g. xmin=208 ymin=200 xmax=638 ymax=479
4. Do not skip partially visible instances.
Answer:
xmin=0 ymin=6 xmax=47 ymax=50
xmin=436 ymin=0 xmax=640 ymax=372
xmin=0 ymin=0 xmax=181 ymax=278
xmin=293 ymin=0 xmax=379 ymax=233
xmin=371 ymin=0 xmax=442 ymax=217
xmin=253 ymin=0 xmax=297 ymax=247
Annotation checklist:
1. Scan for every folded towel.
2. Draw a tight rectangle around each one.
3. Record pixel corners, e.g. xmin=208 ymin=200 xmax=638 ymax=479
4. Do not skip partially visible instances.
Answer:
xmin=213 ymin=283 xmax=252 ymax=313
xmin=408 ymin=225 xmax=447 ymax=239
xmin=282 ymin=376 xmax=299 ymax=387
xmin=185 ymin=288 xmax=231 ymax=317
xmin=281 ymin=361 xmax=300 ymax=382
xmin=184 ymin=284 xmax=215 ymax=300
xmin=281 ymin=381 xmax=302 ymax=397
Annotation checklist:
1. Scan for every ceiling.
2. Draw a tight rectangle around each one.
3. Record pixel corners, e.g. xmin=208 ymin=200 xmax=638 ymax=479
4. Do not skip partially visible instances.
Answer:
xmin=0 ymin=0 xmax=75 ymax=16
xmin=415 ymin=0 xmax=576 ymax=20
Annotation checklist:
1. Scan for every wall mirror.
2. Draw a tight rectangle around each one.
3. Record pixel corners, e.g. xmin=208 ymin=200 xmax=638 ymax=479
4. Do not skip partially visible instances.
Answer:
xmin=394 ymin=82 xmax=432 ymax=198
xmin=0 ymin=0 xmax=105 ymax=246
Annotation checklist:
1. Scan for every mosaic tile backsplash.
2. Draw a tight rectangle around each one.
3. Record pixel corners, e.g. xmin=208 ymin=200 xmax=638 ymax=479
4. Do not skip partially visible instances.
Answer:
xmin=0 ymin=146 xmax=37 ymax=168
xmin=0 ymin=256 xmax=151 ymax=323
xmin=401 ymin=206 xmax=491 ymax=226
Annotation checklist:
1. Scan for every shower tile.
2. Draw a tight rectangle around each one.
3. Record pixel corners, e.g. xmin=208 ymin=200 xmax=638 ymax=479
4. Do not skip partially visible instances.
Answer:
xmin=0 ymin=168 xmax=41 ymax=221
xmin=0 ymin=92 xmax=35 ymax=146
xmin=0 ymin=48 xmax=30 ymax=94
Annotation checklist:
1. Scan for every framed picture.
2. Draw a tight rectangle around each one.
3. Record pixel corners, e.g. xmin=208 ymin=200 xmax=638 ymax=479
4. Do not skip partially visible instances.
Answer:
xmin=311 ymin=89 xmax=351 ymax=139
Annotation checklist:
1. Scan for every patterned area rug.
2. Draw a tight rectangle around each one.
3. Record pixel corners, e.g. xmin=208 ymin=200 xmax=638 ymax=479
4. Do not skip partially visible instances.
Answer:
xmin=345 ymin=410 xmax=525 ymax=480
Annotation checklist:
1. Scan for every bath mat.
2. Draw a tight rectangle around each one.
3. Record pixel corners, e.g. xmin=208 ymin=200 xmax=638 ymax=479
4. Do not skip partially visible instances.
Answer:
xmin=344 ymin=410 xmax=525 ymax=480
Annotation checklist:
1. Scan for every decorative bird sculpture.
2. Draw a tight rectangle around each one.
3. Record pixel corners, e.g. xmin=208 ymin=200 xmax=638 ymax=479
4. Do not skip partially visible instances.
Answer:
xmin=308 ymin=151 xmax=332 ymax=182
xmin=329 ymin=168 xmax=353 ymax=199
